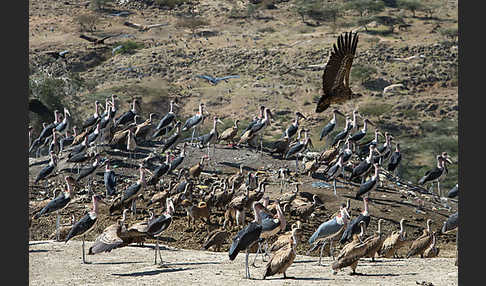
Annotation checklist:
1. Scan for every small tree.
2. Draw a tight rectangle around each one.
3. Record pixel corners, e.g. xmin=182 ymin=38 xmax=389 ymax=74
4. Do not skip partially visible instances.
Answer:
xmin=397 ymin=0 xmax=424 ymax=17
xmin=346 ymin=0 xmax=385 ymax=18
xmin=90 ymin=0 xmax=114 ymax=11
xmin=76 ymin=14 xmax=99 ymax=32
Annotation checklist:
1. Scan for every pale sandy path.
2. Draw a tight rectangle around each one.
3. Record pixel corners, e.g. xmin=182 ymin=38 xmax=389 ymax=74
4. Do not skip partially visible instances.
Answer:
xmin=29 ymin=240 xmax=458 ymax=286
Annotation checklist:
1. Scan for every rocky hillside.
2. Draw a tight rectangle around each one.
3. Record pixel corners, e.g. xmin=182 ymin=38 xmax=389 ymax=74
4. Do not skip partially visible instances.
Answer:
xmin=28 ymin=0 xmax=458 ymax=189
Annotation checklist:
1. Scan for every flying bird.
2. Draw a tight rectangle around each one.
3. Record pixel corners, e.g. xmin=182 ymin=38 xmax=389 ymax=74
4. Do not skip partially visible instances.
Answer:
xmin=315 ymin=31 xmax=360 ymax=113
xmin=79 ymin=34 xmax=112 ymax=45
xmin=196 ymin=75 xmax=240 ymax=85
xmin=123 ymin=21 xmax=168 ymax=32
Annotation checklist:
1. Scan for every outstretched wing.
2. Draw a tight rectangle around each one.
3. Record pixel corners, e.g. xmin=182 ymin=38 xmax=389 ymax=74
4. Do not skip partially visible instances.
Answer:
xmin=79 ymin=34 xmax=97 ymax=43
xmin=147 ymin=23 xmax=169 ymax=29
xmin=217 ymin=75 xmax=240 ymax=81
xmin=316 ymin=32 xmax=359 ymax=113
xmin=124 ymin=21 xmax=143 ymax=29
xmin=196 ymin=75 xmax=216 ymax=82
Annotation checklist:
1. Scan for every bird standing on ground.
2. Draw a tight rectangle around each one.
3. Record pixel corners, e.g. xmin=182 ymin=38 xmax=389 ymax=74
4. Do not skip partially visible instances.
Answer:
xmin=34 ymin=151 xmax=58 ymax=184
xmin=155 ymin=100 xmax=179 ymax=135
xmin=65 ymin=195 xmax=108 ymax=264
xmin=262 ymin=226 xmax=300 ymax=279
xmin=406 ymin=219 xmax=433 ymax=258
xmin=182 ymin=103 xmax=206 ymax=144
xmin=219 ymin=119 xmax=240 ymax=147
xmin=379 ymin=218 xmax=407 ymax=258
xmin=308 ymin=204 xmax=350 ymax=265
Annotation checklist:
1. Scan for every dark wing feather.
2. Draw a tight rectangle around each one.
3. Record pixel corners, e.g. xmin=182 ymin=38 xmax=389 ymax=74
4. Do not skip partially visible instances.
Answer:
xmin=316 ymin=32 xmax=359 ymax=113
xmin=79 ymin=34 xmax=96 ymax=43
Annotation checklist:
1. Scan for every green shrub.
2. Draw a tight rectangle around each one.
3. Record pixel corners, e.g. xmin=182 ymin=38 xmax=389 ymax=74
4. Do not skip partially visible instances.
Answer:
xmin=350 ymin=63 xmax=377 ymax=84
xmin=113 ymin=41 xmax=145 ymax=55
xmin=359 ymin=102 xmax=393 ymax=117
xmin=397 ymin=0 xmax=424 ymax=17
xmin=154 ymin=0 xmax=193 ymax=9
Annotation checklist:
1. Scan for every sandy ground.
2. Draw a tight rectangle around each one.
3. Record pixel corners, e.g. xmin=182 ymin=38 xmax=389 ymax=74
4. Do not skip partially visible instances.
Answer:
xmin=29 ymin=240 xmax=458 ymax=286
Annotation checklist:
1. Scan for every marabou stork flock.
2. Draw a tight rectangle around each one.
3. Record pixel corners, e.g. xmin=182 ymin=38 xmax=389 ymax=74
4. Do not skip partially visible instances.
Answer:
xmin=29 ymin=31 xmax=458 ymax=280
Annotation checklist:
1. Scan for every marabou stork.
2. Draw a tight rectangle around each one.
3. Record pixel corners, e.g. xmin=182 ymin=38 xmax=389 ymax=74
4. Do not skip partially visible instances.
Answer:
xmin=59 ymin=127 xmax=76 ymax=152
xmin=34 ymin=151 xmax=58 ymax=184
xmin=240 ymin=105 xmax=265 ymax=137
xmin=82 ymin=101 xmax=103 ymax=129
xmin=251 ymin=201 xmax=287 ymax=266
xmin=48 ymin=128 xmax=60 ymax=155
xmin=282 ymin=111 xmax=306 ymax=139
xmin=441 ymin=212 xmax=458 ymax=234
xmin=168 ymin=143 xmax=187 ymax=173
xmin=349 ymin=144 xmax=381 ymax=183
xmin=348 ymin=109 xmax=360 ymax=132
xmin=156 ymin=100 xmax=179 ymax=134
xmin=194 ymin=116 xmax=224 ymax=160
xmin=357 ymin=129 xmax=382 ymax=157
xmin=387 ymin=142 xmax=402 ymax=174
xmin=55 ymin=107 xmax=71 ymax=133
xmin=375 ymin=132 xmax=392 ymax=164
xmin=331 ymin=117 xmax=352 ymax=147
xmin=319 ymin=109 xmax=346 ymax=141
xmin=355 ymin=163 xmax=380 ymax=199
xmin=67 ymin=135 xmax=89 ymax=160
xmin=239 ymin=108 xmax=273 ymax=154
xmin=285 ymin=129 xmax=313 ymax=171
xmin=33 ymin=176 xmax=77 ymax=240
xmin=147 ymin=198 xmax=175 ymax=265
xmin=340 ymin=197 xmax=370 ymax=244
xmin=418 ymin=155 xmax=448 ymax=197
xmin=161 ymin=121 xmax=182 ymax=153
xmin=104 ymin=160 xmax=117 ymax=197
xmin=348 ymin=118 xmax=375 ymax=148
xmin=76 ymin=154 xmax=102 ymax=183
xmin=114 ymin=98 xmax=141 ymax=127
xmin=110 ymin=165 xmax=147 ymax=217
xmin=447 ymin=184 xmax=458 ymax=198
xmin=65 ymin=194 xmax=108 ymax=264
xmin=37 ymin=109 xmax=62 ymax=142
xmin=182 ymin=103 xmax=206 ymax=144
xmin=228 ymin=221 xmax=263 ymax=279
xmin=326 ymin=153 xmax=345 ymax=196
xmin=146 ymin=156 xmax=170 ymax=188
xmin=308 ymin=205 xmax=350 ymax=265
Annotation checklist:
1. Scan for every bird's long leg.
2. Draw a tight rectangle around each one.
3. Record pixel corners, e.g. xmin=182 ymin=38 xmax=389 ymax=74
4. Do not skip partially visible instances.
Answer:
xmin=191 ymin=128 xmax=195 ymax=145
xmin=437 ymin=181 xmax=441 ymax=197
xmin=333 ymin=179 xmax=337 ymax=196
xmin=330 ymin=240 xmax=335 ymax=260
xmin=318 ymin=241 xmax=327 ymax=265
xmin=251 ymin=242 xmax=262 ymax=267
xmin=154 ymin=237 xmax=158 ymax=265
xmin=131 ymin=199 xmax=137 ymax=218
xmin=158 ymin=239 xmax=164 ymax=265
xmin=82 ymin=235 xmax=86 ymax=264
xmin=263 ymin=241 xmax=270 ymax=261
xmin=56 ymin=211 xmax=60 ymax=241
xmin=245 ymin=249 xmax=250 ymax=279
xmin=260 ymin=134 xmax=263 ymax=156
